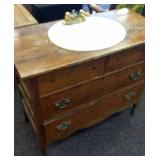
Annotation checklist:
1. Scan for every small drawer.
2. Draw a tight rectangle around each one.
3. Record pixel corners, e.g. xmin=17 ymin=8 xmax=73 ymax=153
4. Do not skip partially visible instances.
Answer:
xmin=40 ymin=62 xmax=144 ymax=120
xmin=106 ymin=45 xmax=145 ymax=72
xmin=44 ymin=82 xmax=144 ymax=145
xmin=38 ymin=58 xmax=105 ymax=96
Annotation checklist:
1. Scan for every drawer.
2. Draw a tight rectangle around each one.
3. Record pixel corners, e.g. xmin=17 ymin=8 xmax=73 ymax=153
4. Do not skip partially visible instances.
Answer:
xmin=40 ymin=62 xmax=144 ymax=120
xmin=38 ymin=58 xmax=106 ymax=96
xmin=44 ymin=82 xmax=144 ymax=145
xmin=106 ymin=45 xmax=144 ymax=72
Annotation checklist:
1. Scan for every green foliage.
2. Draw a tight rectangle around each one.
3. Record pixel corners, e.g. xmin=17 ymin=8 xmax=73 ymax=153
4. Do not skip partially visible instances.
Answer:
xmin=116 ymin=4 xmax=144 ymax=14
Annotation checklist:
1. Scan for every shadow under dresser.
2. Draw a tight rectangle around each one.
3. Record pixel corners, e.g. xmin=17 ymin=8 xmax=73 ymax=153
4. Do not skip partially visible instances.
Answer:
xmin=14 ymin=10 xmax=145 ymax=155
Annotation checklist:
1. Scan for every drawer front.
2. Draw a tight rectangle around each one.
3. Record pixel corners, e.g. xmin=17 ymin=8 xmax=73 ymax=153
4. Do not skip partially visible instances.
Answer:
xmin=44 ymin=82 xmax=144 ymax=145
xmin=38 ymin=58 xmax=106 ymax=96
xmin=106 ymin=45 xmax=144 ymax=72
xmin=40 ymin=62 xmax=144 ymax=119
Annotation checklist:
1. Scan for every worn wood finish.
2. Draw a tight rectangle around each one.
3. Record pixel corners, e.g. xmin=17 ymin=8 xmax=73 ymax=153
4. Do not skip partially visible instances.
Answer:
xmin=40 ymin=62 xmax=144 ymax=119
xmin=106 ymin=44 xmax=145 ymax=72
xmin=14 ymin=10 xmax=144 ymax=79
xmin=14 ymin=4 xmax=38 ymax=89
xmin=14 ymin=4 xmax=38 ymax=28
xmin=44 ymin=82 xmax=144 ymax=145
xmin=14 ymin=10 xmax=145 ymax=155
xmin=38 ymin=45 xmax=144 ymax=96
xmin=28 ymin=78 xmax=47 ymax=155
xmin=38 ymin=58 xmax=106 ymax=96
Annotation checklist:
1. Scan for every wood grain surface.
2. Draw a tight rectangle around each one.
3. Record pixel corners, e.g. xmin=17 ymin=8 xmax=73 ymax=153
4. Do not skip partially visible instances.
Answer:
xmin=44 ymin=81 xmax=144 ymax=145
xmin=14 ymin=10 xmax=145 ymax=79
xmin=14 ymin=9 xmax=145 ymax=155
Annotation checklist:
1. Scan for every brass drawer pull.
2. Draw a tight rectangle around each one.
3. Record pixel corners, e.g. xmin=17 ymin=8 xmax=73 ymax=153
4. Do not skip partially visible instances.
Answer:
xmin=56 ymin=121 xmax=71 ymax=131
xmin=124 ymin=91 xmax=135 ymax=100
xmin=129 ymin=71 xmax=142 ymax=80
xmin=55 ymin=98 xmax=71 ymax=109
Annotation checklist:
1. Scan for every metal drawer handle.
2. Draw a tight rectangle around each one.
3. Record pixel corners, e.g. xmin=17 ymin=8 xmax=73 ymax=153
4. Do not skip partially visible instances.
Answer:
xmin=124 ymin=91 xmax=135 ymax=101
xmin=55 ymin=98 xmax=71 ymax=109
xmin=129 ymin=71 xmax=142 ymax=80
xmin=56 ymin=121 xmax=71 ymax=131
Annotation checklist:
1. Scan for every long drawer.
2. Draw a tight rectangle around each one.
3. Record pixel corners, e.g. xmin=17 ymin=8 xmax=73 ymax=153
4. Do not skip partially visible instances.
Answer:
xmin=44 ymin=81 xmax=144 ymax=145
xmin=40 ymin=62 xmax=144 ymax=120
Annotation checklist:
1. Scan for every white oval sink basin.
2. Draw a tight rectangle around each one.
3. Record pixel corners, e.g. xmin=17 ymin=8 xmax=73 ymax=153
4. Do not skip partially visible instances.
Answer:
xmin=48 ymin=16 xmax=126 ymax=52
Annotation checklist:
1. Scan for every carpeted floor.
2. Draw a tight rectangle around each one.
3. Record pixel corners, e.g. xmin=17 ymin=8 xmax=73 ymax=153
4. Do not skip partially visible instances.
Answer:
xmin=14 ymin=89 xmax=145 ymax=156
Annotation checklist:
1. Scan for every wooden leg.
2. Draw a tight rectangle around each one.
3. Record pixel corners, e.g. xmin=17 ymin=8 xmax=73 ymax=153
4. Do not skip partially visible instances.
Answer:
xmin=28 ymin=79 xmax=47 ymax=156
xmin=130 ymin=103 xmax=137 ymax=115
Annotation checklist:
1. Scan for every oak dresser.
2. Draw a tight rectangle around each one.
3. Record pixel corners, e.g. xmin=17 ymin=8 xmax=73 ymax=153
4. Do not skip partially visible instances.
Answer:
xmin=14 ymin=10 xmax=145 ymax=155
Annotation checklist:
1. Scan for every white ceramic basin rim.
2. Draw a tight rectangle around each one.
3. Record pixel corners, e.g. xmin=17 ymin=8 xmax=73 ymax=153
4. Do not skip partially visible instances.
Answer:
xmin=48 ymin=17 xmax=126 ymax=51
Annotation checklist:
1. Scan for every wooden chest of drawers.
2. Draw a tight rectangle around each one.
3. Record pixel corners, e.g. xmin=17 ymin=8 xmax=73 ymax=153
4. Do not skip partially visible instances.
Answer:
xmin=14 ymin=10 xmax=145 ymax=155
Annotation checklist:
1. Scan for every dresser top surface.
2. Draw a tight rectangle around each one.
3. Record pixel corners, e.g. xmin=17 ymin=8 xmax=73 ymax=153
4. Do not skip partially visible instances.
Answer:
xmin=14 ymin=10 xmax=145 ymax=79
